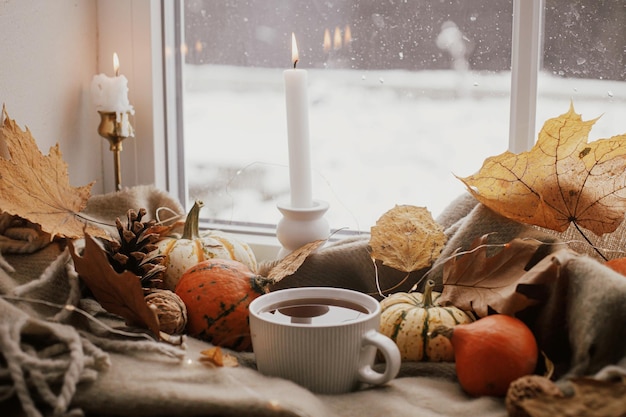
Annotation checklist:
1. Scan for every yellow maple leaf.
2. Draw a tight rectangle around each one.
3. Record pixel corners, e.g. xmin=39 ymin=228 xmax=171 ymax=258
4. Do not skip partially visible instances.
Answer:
xmin=0 ymin=108 xmax=106 ymax=239
xmin=370 ymin=205 xmax=446 ymax=272
xmin=458 ymin=103 xmax=626 ymax=236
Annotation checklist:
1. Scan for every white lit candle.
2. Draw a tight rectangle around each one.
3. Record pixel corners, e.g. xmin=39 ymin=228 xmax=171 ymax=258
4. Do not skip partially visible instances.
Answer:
xmin=509 ymin=0 xmax=543 ymax=153
xmin=284 ymin=33 xmax=313 ymax=208
xmin=91 ymin=53 xmax=135 ymax=136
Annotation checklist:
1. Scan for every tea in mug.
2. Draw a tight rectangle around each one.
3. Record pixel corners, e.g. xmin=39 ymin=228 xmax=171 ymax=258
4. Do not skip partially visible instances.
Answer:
xmin=258 ymin=298 xmax=369 ymax=325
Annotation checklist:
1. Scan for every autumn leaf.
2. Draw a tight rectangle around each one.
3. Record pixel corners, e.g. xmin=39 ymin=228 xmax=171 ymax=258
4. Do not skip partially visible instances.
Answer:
xmin=266 ymin=239 xmax=326 ymax=283
xmin=438 ymin=235 xmax=575 ymax=317
xmin=69 ymin=233 xmax=160 ymax=337
xmin=458 ymin=103 xmax=626 ymax=238
xmin=0 ymin=108 xmax=105 ymax=239
xmin=199 ymin=346 xmax=239 ymax=368
xmin=370 ymin=205 xmax=446 ymax=272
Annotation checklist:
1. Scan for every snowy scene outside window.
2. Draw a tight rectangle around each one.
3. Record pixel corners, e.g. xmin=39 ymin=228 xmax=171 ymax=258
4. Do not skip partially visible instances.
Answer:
xmin=179 ymin=0 xmax=626 ymax=232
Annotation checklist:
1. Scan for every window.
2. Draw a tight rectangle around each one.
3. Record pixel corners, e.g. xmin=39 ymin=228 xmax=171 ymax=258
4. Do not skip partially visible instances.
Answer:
xmin=170 ymin=0 xmax=626 ymax=236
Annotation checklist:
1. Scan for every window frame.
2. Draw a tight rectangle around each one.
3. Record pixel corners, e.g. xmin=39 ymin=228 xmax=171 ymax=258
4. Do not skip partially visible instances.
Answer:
xmin=152 ymin=0 xmax=546 ymax=260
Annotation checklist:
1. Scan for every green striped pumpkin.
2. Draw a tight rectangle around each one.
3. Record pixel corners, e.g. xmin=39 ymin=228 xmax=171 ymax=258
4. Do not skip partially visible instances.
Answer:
xmin=157 ymin=201 xmax=257 ymax=291
xmin=379 ymin=280 xmax=474 ymax=362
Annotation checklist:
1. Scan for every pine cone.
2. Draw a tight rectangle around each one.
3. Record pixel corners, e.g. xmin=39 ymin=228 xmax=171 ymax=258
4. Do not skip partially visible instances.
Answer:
xmin=106 ymin=208 xmax=167 ymax=288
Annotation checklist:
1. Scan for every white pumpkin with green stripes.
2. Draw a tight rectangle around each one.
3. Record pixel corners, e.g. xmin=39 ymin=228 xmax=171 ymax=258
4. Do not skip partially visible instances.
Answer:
xmin=379 ymin=279 xmax=474 ymax=362
xmin=157 ymin=201 xmax=257 ymax=291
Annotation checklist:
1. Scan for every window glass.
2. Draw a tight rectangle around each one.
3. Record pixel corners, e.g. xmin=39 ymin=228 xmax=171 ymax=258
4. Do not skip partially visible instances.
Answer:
xmin=181 ymin=0 xmax=625 ymax=232
xmin=538 ymin=1 xmax=626 ymax=148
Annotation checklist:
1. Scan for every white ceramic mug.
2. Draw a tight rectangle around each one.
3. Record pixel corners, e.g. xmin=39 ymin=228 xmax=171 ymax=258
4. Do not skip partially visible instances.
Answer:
xmin=249 ymin=287 xmax=401 ymax=394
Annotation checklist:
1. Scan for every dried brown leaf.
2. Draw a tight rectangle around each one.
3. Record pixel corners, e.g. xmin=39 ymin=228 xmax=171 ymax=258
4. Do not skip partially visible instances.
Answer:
xmin=439 ymin=235 xmax=576 ymax=317
xmin=370 ymin=205 xmax=446 ymax=272
xmin=267 ymin=239 xmax=326 ymax=283
xmin=542 ymin=351 xmax=555 ymax=379
xmin=199 ymin=346 xmax=239 ymax=367
xmin=0 ymin=108 xmax=106 ymax=239
xmin=458 ymin=103 xmax=626 ymax=236
xmin=69 ymin=233 xmax=160 ymax=337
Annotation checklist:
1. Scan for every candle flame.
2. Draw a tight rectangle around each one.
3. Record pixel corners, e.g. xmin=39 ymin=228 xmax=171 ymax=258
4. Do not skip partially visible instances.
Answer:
xmin=333 ymin=26 xmax=342 ymax=50
xmin=113 ymin=53 xmax=120 ymax=76
xmin=323 ymin=28 xmax=331 ymax=54
xmin=291 ymin=32 xmax=299 ymax=68
xmin=344 ymin=25 xmax=352 ymax=45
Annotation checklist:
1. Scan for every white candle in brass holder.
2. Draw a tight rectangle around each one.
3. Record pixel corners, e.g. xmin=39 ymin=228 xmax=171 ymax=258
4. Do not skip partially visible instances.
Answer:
xmin=97 ymin=111 xmax=134 ymax=191
xmin=91 ymin=52 xmax=135 ymax=191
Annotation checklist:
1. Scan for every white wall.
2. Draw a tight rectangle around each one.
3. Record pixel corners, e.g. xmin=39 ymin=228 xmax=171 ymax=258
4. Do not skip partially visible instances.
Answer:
xmin=0 ymin=0 xmax=104 ymax=193
xmin=0 ymin=0 xmax=167 ymax=196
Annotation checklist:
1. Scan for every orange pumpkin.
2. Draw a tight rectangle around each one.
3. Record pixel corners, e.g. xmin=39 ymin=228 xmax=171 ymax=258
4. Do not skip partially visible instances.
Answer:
xmin=158 ymin=201 xmax=258 ymax=291
xmin=605 ymin=257 xmax=626 ymax=277
xmin=434 ymin=314 xmax=538 ymax=397
xmin=175 ymin=258 xmax=269 ymax=351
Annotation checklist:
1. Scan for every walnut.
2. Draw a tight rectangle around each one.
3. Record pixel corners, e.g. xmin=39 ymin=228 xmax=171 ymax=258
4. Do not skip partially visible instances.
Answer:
xmin=505 ymin=375 xmax=564 ymax=417
xmin=145 ymin=289 xmax=188 ymax=335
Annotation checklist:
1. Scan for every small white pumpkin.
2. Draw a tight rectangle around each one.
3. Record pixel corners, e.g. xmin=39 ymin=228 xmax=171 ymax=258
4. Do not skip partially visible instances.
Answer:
xmin=157 ymin=201 xmax=257 ymax=291
xmin=379 ymin=279 xmax=474 ymax=362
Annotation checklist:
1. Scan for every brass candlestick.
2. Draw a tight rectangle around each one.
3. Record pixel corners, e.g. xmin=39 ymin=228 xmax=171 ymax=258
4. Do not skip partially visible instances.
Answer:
xmin=97 ymin=111 xmax=134 ymax=191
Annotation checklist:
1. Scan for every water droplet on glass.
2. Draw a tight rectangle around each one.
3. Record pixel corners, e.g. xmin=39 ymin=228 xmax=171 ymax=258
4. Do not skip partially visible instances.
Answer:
xmin=470 ymin=15 xmax=477 ymax=22
xmin=576 ymin=57 xmax=587 ymax=65
xmin=361 ymin=75 xmax=367 ymax=81
xmin=473 ymin=81 xmax=479 ymax=87
xmin=398 ymin=52 xmax=404 ymax=59
xmin=607 ymin=91 xmax=614 ymax=98
xmin=379 ymin=78 xmax=385 ymax=84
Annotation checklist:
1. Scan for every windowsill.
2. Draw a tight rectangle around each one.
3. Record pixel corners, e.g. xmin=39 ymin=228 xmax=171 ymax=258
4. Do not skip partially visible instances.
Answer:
xmin=239 ymin=236 xmax=282 ymax=264
xmin=200 ymin=220 xmax=281 ymax=262
xmin=200 ymin=219 xmax=369 ymax=263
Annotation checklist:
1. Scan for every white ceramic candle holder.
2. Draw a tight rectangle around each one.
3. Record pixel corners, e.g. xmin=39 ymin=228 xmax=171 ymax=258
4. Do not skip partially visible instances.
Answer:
xmin=276 ymin=200 xmax=330 ymax=258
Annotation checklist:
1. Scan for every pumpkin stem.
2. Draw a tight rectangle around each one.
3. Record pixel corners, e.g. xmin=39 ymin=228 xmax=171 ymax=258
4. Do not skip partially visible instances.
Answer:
xmin=423 ymin=279 xmax=436 ymax=307
xmin=252 ymin=275 xmax=273 ymax=293
xmin=182 ymin=200 xmax=204 ymax=240
xmin=430 ymin=325 xmax=454 ymax=340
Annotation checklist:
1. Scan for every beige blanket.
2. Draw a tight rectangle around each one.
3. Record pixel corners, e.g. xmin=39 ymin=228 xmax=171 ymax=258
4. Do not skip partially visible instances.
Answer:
xmin=1 ymin=187 xmax=625 ymax=416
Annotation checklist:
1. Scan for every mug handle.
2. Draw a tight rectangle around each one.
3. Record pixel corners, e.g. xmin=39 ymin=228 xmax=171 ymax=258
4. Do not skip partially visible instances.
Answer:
xmin=358 ymin=329 xmax=401 ymax=386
